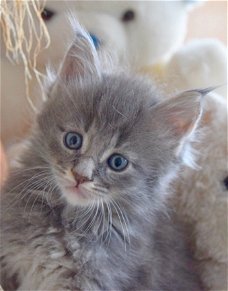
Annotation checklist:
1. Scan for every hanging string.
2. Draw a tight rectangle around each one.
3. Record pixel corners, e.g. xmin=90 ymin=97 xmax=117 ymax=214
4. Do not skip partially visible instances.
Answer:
xmin=0 ymin=0 xmax=50 ymax=112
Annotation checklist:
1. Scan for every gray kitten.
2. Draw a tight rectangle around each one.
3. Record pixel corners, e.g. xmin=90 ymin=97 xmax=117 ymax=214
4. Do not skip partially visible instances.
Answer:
xmin=1 ymin=26 xmax=205 ymax=290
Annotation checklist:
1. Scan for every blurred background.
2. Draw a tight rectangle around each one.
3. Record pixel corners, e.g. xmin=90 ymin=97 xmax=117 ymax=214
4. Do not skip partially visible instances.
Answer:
xmin=186 ymin=0 xmax=227 ymax=45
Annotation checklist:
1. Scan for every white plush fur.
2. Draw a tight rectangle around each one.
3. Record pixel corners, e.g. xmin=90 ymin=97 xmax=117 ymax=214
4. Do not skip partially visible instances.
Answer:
xmin=172 ymin=92 xmax=228 ymax=290
xmin=164 ymin=39 xmax=227 ymax=97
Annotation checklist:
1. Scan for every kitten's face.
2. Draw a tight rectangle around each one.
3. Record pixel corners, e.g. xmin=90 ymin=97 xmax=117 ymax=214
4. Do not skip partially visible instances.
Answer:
xmin=36 ymin=26 xmax=203 ymax=208
xmin=38 ymin=76 xmax=165 ymax=207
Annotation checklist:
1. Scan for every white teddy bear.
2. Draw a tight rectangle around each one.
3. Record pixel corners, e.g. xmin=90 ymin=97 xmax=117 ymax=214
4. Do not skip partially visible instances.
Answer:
xmin=1 ymin=0 xmax=226 ymax=145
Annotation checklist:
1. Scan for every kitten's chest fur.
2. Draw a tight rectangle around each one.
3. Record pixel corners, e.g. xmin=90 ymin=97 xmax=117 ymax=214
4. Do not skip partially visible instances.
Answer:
xmin=1 ymin=192 xmax=201 ymax=291
xmin=57 ymin=204 xmax=152 ymax=290
xmin=1 ymin=197 xmax=150 ymax=290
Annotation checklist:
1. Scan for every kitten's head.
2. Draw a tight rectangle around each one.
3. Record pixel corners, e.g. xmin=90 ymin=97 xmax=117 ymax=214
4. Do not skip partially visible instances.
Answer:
xmin=36 ymin=24 xmax=204 ymax=210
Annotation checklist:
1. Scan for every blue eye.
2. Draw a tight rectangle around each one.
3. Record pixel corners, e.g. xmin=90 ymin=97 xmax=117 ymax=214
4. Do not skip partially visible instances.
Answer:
xmin=107 ymin=154 xmax=128 ymax=172
xmin=64 ymin=132 xmax=83 ymax=150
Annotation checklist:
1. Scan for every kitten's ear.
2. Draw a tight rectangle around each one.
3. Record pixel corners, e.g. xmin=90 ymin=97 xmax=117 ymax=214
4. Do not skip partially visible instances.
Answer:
xmin=59 ymin=21 xmax=101 ymax=82
xmin=151 ymin=89 xmax=212 ymax=166
xmin=155 ymin=90 xmax=204 ymax=135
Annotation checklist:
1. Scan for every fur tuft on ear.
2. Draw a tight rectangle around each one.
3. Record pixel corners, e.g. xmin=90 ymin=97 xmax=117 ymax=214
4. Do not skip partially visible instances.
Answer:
xmin=42 ymin=66 xmax=58 ymax=99
xmin=59 ymin=17 xmax=101 ymax=82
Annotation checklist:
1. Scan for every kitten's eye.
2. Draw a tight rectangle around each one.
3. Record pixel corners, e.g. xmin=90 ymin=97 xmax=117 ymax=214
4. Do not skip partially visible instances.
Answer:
xmin=107 ymin=154 xmax=128 ymax=172
xmin=121 ymin=9 xmax=135 ymax=22
xmin=41 ymin=8 xmax=55 ymax=22
xmin=64 ymin=132 xmax=83 ymax=150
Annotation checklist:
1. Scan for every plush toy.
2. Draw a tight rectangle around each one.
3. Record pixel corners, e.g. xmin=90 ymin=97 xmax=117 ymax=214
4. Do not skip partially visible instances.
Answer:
xmin=72 ymin=1 xmax=227 ymax=98
xmin=170 ymin=92 xmax=228 ymax=291
xmin=1 ymin=0 xmax=226 ymax=145
xmin=141 ymin=38 xmax=227 ymax=98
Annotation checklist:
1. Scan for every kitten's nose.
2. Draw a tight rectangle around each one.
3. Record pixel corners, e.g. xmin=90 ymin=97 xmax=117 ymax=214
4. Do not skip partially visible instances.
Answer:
xmin=71 ymin=170 xmax=91 ymax=187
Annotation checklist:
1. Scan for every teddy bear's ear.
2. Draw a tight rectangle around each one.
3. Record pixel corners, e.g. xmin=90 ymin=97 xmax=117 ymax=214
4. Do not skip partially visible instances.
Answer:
xmin=58 ymin=20 xmax=101 ymax=83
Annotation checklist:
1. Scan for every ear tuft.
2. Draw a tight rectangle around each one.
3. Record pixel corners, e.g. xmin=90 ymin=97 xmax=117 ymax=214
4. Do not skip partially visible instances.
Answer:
xmin=59 ymin=16 xmax=101 ymax=82
xmin=191 ymin=86 xmax=221 ymax=96
xmin=43 ymin=66 xmax=57 ymax=98
xmin=68 ymin=15 xmax=98 ymax=52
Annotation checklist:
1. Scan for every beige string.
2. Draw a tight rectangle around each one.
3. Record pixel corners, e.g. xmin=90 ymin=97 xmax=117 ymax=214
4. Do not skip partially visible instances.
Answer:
xmin=0 ymin=0 xmax=50 ymax=112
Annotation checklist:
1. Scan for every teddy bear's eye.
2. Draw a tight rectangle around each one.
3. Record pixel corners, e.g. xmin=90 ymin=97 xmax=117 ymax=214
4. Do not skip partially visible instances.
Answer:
xmin=41 ymin=8 xmax=55 ymax=22
xmin=122 ymin=10 xmax=135 ymax=22
xmin=223 ymin=176 xmax=228 ymax=190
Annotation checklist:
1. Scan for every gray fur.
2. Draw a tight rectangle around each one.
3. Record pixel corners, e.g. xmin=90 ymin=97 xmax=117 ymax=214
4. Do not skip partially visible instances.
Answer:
xmin=1 ymin=28 xmax=204 ymax=291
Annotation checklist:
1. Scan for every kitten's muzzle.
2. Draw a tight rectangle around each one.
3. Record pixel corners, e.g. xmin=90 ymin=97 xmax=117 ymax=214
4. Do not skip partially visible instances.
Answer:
xmin=71 ymin=170 xmax=93 ymax=187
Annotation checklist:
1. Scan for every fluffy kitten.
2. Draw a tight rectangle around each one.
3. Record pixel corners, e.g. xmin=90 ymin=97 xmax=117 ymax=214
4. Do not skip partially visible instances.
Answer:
xmin=1 ymin=26 xmax=205 ymax=290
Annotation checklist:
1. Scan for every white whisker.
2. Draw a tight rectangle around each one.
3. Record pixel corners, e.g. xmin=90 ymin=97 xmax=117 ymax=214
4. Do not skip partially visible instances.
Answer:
xmin=110 ymin=199 xmax=128 ymax=251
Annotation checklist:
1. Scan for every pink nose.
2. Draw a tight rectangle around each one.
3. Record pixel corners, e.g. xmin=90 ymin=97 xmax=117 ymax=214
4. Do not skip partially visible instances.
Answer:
xmin=72 ymin=170 xmax=90 ymax=187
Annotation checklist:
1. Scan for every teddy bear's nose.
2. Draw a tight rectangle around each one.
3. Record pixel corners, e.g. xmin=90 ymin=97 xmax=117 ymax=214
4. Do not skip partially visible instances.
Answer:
xmin=89 ymin=33 xmax=101 ymax=49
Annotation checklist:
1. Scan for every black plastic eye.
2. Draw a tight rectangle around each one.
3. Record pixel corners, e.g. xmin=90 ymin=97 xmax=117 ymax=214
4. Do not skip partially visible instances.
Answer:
xmin=122 ymin=10 xmax=135 ymax=22
xmin=107 ymin=154 xmax=128 ymax=172
xmin=64 ymin=132 xmax=83 ymax=150
xmin=41 ymin=8 xmax=55 ymax=22
xmin=223 ymin=176 xmax=228 ymax=190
